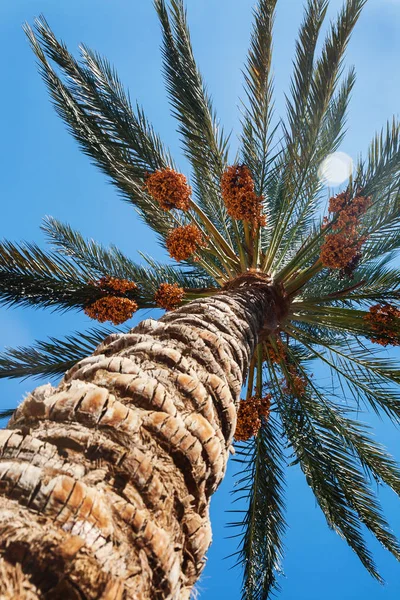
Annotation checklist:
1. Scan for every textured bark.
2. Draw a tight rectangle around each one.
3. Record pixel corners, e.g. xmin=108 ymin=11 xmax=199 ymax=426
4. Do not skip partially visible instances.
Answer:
xmin=0 ymin=280 xmax=282 ymax=599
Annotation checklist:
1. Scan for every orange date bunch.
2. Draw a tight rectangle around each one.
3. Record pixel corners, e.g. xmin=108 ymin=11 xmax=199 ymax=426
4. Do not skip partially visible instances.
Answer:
xmin=282 ymin=368 xmax=308 ymax=397
xmin=364 ymin=303 xmax=400 ymax=346
xmin=264 ymin=336 xmax=286 ymax=364
xmin=95 ymin=276 xmax=137 ymax=295
xmin=155 ymin=282 xmax=185 ymax=311
xmin=85 ymin=297 xmax=138 ymax=325
xmin=234 ymin=394 xmax=272 ymax=442
xmin=145 ymin=168 xmax=191 ymax=211
xmin=84 ymin=276 xmax=138 ymax=325
xmin=320 ymin=191 xmax=372 ymax=275
xmin=166 ymin=224 xmax=206 ymax=262
xmin=221 ymin=164 xmax=266 ymax=227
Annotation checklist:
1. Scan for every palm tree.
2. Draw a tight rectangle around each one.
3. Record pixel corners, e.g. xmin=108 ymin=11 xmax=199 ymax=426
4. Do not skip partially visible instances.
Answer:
xmin=0 ymin=0 xmax=400 ymax=597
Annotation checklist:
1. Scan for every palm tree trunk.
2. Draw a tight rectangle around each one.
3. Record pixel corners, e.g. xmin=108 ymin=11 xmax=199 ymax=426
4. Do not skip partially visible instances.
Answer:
xmin=0 ymin=276 xmax=283 ymax=599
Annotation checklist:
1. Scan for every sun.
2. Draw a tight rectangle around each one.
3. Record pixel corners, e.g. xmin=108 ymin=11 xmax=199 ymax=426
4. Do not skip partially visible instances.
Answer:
xmin=318 ymin=151 xmax=354 ymax=186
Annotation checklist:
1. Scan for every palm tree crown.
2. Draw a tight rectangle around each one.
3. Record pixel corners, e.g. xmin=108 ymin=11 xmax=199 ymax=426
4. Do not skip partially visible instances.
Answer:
xmin=1 ymin=0 xmax=400 ymax=597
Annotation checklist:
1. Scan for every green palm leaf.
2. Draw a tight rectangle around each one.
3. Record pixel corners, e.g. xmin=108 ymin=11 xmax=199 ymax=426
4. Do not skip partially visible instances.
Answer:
xmin=154 ymin=0 xmax=232 ymax=239
xmin=263 ymin=0 xmax=328 ymax=250
xmin=0 ymin=240 xmax=99 ymax=311
xmin=273 ymin=67 xmax=356 ymax=269
xmin=42 ymin=216 xmax=216 ymax=299
xmin=285 ymin=355 xmax=400 ymax=563
xmin=0 ymin=409 xmax=16 ymax=422
xmin=231 ymin=418 xmax=286 ymax=599
xmin=0 ymin=327 xmax=114 ymax=381
xmin=25 ymin=17 xmax=178 ymax=241
xmin=265 ymin=0 xmax=366 ymax=272
xmin=241 ymin=0 xmax=278 ymax=198
xmin=287 ymin=323 xmax=400 ymax=421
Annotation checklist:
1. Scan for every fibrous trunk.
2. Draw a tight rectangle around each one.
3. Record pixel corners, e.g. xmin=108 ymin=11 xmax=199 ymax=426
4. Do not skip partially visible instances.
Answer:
xmin=0 ymin=279 xmax=281 ymax=599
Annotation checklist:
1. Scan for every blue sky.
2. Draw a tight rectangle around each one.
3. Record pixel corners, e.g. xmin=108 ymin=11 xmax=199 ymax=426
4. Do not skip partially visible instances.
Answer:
xmin=1 ymin=0 xmax=400 ymax=598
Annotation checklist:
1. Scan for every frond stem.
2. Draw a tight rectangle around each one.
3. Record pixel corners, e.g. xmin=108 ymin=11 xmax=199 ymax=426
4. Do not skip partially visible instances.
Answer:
xmin=256 ymin=343 xmax=263 ymax=396
xmin=231 ymin=219 xmax=248 ymax=271
xmin=285 ymin=259 xmax=324 ymax=295
xmin=189 ymin=199 xmax=239 ymax=263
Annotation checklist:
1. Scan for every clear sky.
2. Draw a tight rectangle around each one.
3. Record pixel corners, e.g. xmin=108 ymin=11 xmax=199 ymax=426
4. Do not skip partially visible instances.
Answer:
xmin=1 ymin=0 xmax=400 ymax=598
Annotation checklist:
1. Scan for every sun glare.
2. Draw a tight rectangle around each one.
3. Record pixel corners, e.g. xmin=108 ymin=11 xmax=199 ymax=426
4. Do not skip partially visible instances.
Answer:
xmin=318 ymin=151 xmax=354 ymax=186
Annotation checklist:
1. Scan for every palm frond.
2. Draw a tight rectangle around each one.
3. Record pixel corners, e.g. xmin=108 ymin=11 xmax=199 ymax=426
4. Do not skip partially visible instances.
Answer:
xmin=265 ymin=0 xmax=366 ymax=272
xmin=42 ymin=215 xmax=144 ymax=278
xmin=362 ymin=192 xmax=400 ymax=263
xmin=138 ymin=253 xmax=216 ymax=289
xmin=0 ymin=240 xmax=104 ymax=311
xmin=291 ymin=304 xmax=373 ymax=336
xmin=0 ymin=409 xmax=16 ymax=422
xmin=273 ymin=67 xmax=356 ymax=270
xmin=285 ymin=346 xmax=400 ymax=490
xmin=285 ymin=0 xmax=329 ymax=151
xmin=263 ymin=0 xmax=328 ymax=236
xmin=277 ymin=402 xmax=382 ymax=578
xmin=28 ymin=16 xmax=237 ymax=272
xmin=260 ymin=0 xmax=329 ymax=268
xmin=287 ymin=354 xmax=400 ymax=558
xmin=294 ymin=371 xmax=399 ymax=565
xmin=287 ymin=322 xmax=400 ymax=422
xmin=301 ymin=261 xmax=400 ymax=306
xmin=279 ymin=117 xmax=400 ymax=282
xmin=42 ymin=216 xmax=217 ymax=302
xmin=0 ymin=327 xmax=114 ymax=381
xmin=348 ymin=118 xmax=400 ymax=261
xmin=271 ymin=358 xmax=393 ymax=581
xmin=356 ymin=117 xmax=400 ymax=200
xmin=24 ymin=17 xmax=178 ymax=241
xmin=154 ymin=0 xmax=232 ymax=239
xmin=231 ymin=417 xmax=286 ymax=599
xmin=317 ymin=66 xmax=356 ymax=158
xmin=241 ymin=0 xmax=278 ymax=197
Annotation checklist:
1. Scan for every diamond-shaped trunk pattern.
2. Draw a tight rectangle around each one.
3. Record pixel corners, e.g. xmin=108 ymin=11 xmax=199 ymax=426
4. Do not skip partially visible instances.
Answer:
xmin=0 ymin=282 xmax=280 ymax=599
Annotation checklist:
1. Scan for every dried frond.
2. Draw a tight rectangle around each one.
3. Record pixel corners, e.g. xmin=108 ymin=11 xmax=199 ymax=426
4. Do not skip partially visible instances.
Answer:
xmin=145 ymin=168 xmax=191 ymax=211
